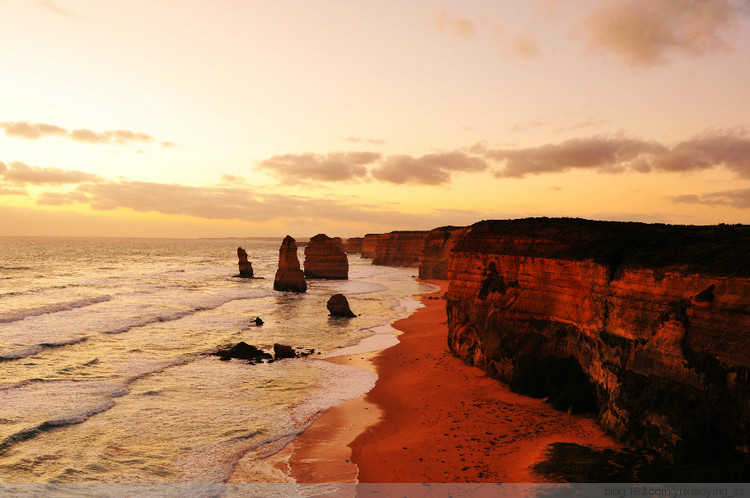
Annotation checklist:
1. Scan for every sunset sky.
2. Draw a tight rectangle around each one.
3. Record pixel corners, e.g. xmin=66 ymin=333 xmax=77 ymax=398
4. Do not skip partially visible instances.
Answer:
xmin=2 ymin=0 xmax=750 ymax=237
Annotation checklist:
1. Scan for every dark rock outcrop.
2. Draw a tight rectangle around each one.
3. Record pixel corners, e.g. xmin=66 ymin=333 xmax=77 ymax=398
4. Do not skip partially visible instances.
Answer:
xmin=273 ymin=235 xmax=307 ymax=292
xmin=418 ymin=226 xmax=468 ymax=279
xmin=237 ymin=247 xmax=254 ymax=278
xmin=345 ymin=237 xmax=363 ymax=253
xmin=327 ymin=294 xmax=356 ymax=318
xmin=446 ymin=218 xmax=750 ymax=462
xmin=273 ymin=343 xmax=296 ymax=359
xmin=304 ymin=234 xmax=349 ymax=279
xmin=215 ymin=342 xmax=272 ymax=362
xmin=361 ymin=234 xmax=381 ymax=259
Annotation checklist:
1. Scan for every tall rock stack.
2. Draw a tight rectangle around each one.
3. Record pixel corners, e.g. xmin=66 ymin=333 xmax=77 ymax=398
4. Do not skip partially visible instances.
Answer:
xmin=344 ymin=237 xmax=363 ymax=253
xmin=304 ymin=234 xmax=349 ymax=279
xmin=273 ymin=235 xmax=307 ymax=292
xmin=237 ymin=247 xmax=254 ymax=278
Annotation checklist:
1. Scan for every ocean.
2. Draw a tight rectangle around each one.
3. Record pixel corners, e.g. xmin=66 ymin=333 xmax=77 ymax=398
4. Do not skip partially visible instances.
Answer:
xmin=0 ymin=237 xmax=432 ymax=483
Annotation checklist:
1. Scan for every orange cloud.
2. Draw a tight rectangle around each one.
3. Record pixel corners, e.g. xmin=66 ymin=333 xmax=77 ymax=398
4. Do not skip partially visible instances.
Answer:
xmin=0 ymin=161 xmax=102 ymax=184
xmin=435 ymin=11 xmax=477 ymax=38
xmin=673 ymin=189 xmax=750 ymax=209
xmin=573 ymin=0 xmax=749 ymax=66
xmin=509 ymin=32 xmax=542 ymax=58
xmin=1 ymin=121 xmax=177 ymax=147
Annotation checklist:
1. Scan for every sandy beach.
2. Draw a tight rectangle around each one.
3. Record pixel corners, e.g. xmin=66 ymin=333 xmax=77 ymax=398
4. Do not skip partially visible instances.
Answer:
xmin=280 ymin=279 xmax=619 ymax=483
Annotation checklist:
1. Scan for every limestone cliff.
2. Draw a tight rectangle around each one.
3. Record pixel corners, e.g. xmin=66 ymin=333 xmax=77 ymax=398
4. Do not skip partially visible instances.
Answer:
xmin=371 ymin=231 xmax=430 ymax=267
xmin=418 ymin=226 xmax=468 ymax=279
xmin=446 ymin=218 xmax=750 ymax=461
xmin=273 ymin=235 xmax=306 ymax=292
xmin=361 ymin=234 xmax=380 ymax=259
xmin=345 ymin=237 xmax=363 ymax=253
xmin=304 ymin=234 xmax=348 ymax=279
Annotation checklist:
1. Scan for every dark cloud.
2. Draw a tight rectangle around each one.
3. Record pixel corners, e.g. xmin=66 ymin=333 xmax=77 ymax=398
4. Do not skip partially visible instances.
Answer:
xmin=485 ymin=131 xmax=750 ymax=178
xmin=435 ymin=11 xmax=477 ymax=38
xmin=486 ymin=136 xmax=665 ymax=177
xmin=371 ymin=152 xmax=488 ymax=185
xmin=573 ymin=0 xmax=750 ymax=66
xmin=1 ymin=121 xmax=177 ymax=147
xmin=257 ymin=152 xmax=380 ymax=184
xmin=672 ymin=189 xmax=750 ymax=209
xmin=0 ymin=162 xmax=102 ymax=185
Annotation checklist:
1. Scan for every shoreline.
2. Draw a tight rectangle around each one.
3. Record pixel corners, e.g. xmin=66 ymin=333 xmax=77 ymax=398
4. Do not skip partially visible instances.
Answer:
xmin=278 ymin=279 xmax=620 ymax=483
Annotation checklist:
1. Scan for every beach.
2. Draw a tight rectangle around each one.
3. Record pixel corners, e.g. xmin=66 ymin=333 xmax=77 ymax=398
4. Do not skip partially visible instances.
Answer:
xmin=284 ymin=280 xmax=619 ymax=483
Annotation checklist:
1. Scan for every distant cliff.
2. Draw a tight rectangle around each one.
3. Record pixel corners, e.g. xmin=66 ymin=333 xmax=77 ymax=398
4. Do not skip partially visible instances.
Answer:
xmin=446 ymin=218 xmax=750 ymax=461
xmin=345 ymin=237 xmax=363 ymax=253
xmin=371 ymin=231 xmax=430 ymax=267
xmin=418 ymin=226 xmax=468 ymax=279
xmin=361 ymin=234 xmax=380 ymax=259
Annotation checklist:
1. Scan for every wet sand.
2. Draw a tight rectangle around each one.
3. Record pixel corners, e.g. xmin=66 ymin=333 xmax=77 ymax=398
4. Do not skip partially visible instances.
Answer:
xmin=285 ymin=280 xmax=618 ymax=483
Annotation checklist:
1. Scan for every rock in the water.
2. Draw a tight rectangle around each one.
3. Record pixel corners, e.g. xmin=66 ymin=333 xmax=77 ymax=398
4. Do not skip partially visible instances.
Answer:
xmin=273 ymin=343 xmax=296 ymax=359
xmin=304 ymin=234 xmax=349 ymax=279
xmin=216 ymin=342 xmax=272 ymax=362
xmin=254 ymin=316 xmax=264 ymax=326
xmin=237 ymin=247 xmax=254 ymax=278
xmin=327 ymin=294 xmax=356 ymax=318
xmin=273 ymin=235 xmax=307 ymax=292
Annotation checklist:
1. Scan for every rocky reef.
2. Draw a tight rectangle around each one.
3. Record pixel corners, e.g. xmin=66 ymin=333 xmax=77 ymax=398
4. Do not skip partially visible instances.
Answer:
xmin=304 ymin=234 xmax=349 ymax=279
xmin=237 ymin=247 xmax=254 ymax=278
xmin=327 ymin=294 xmax=356 ymax=318
xmin=273 ymin=235 xmax=307 ymax=293
xmin=445 ymin=218 xmax=750 ymax=462
xmin=345 ymin=237 xmax=363 ymax=253
xmin=418 ymin=226 xmax=468 ymax=279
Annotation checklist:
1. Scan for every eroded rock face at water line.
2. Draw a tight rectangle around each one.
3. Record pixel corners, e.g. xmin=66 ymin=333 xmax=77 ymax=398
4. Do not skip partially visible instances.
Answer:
xmin=345 ymin=237 xmax=363 ymax=253
xmin=237 ymin=247 xmax=254 ymax=278
xmin=446 ymin=217 xmax=750 ymax=462
xmin=273 ymin=343 xmax=296 ymax=359
xmin=273 ymin=235 xmax=307 ymax=293
xmin=304 ymin=234 xmax=348 ymax=279
xmin=327 ymin=294 xmax=356 ymax=318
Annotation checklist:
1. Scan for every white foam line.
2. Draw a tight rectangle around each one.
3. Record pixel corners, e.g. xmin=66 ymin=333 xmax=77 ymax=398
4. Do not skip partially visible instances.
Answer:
xmin=0 ymin=296 xmax=112 ymax=324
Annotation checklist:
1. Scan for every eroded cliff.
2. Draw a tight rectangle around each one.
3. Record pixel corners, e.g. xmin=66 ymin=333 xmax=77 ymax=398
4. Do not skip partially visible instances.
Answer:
xmin=304 ymin=234 xmax=348 ymax=279
xmin=446 ymin=218 xmax=750 ymax=461
xmin=371 ymin=231 xmax=430 ymax=267
xmin=418 ymin=226 xmax=468 ymax=279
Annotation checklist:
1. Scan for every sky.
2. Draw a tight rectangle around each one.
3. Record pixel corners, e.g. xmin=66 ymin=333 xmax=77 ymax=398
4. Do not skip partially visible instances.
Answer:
xmin=1 ymin=0 xmax=750 ymax=238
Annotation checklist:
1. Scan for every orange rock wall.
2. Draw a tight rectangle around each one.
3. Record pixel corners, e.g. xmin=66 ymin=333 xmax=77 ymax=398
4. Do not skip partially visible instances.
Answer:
xmin=418 ymin=226 xmax=468 ymax=279
xmin=371 ymin=231 xmax=430 ymax=267
xmin=446 ymin=219 xmax=750 ymax=458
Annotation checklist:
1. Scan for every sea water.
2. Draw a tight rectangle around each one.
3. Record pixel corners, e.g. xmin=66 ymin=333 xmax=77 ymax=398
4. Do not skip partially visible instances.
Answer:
xmin=0 ymin=237 xmax=431 ymax=483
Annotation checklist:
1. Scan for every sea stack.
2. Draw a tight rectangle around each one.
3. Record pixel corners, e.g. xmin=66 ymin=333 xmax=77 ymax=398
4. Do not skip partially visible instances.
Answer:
xmin=304 ymin=234 xmax=349 ymax=279
xmin=237 ymin=247 xmax=254 ymax=278
xmin=273 ymin=236 xmax=307 ymax=292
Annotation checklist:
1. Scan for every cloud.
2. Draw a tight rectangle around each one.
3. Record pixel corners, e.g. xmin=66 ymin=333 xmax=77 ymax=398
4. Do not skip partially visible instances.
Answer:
xmin=672 ymin=189 xmax=750 ymax=209
xmin=0 ymin=187 xmax=28 ymax=197
xmin=342 ymin=137 xmax=387 ymax=145
xmin=509 ymin=33 xmax=542 ymax=58
xmin=1 ymin=121 xmax=177 ymax=147
xmin=371 ymin=151 xmax=488 ymax=185
xmin=257 ymin=152 xmax=380 ymax=184
xmin=36 ymin=191 xmax=88 ymax=206
xmin=573 ymin=0 xmax=750 ymax=66
xmin=484 ymin=130 xmax=750 ymax=178
xmin=0 ymin=121 xmax=67 ymax=140
xmin=220 ymin=174 xmax=247 ymax=185
xmin=0 ymin=162 xmax=102 ymax=185
xmin=435 ymin=11 xmax=477 ymax=38
xmin=38 ymin=0 xmax=72 ymax=16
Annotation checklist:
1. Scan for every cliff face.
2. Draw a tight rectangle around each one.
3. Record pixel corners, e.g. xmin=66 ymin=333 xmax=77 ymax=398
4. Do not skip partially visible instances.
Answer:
xmin=446 ymin=218 xmax=750 ymax=460
xmin=418 ymin=226 xmax=468 ymax=279
xmin=361 ymin=234 xmax=380 ymax=259
xmin=273 ymin=235 xmax=307 ymax=292
xmin=304 ymin=234 xmax=348 ymax=279
xmin=371 ymin=231 xmax=430 ymax=267
xmin=345 ymin=237 xmax=363 ymax=253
